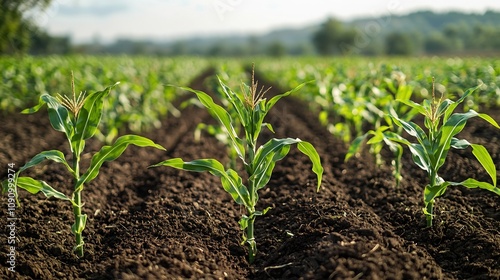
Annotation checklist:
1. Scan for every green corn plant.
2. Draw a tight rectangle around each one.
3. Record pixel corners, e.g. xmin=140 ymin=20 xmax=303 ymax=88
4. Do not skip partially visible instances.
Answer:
xmin=345 ymin=124 xmax=405 ymax=187
xmin=388 ymin=83 xmax=500 ymax=227
xmin=345 ymin=77 xmax=417 ymax=188
xmin=189 ymin=76 xmax=243 ymax=171
xmin=1 ymin=74 xmax=165 ymax=257
xmin=151 ymin=70 xmax=323 ymax=263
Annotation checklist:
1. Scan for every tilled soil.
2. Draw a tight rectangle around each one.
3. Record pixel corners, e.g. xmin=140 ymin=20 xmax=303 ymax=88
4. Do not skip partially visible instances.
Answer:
xmin=1 ymin=68 xmax=499 ymax=279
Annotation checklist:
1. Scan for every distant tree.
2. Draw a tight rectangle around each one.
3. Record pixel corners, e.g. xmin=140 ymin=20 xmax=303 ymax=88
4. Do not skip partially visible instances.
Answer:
xmin=30 ymin=30 xmax=71 ymax=55
xmin=289 ymin=43 xmax=315 ymax=56
xmin=486 ymin=28 xmax=500 ymax=50
xmin=0 ymin=0 xmax=53 ymax=54
xmin=207 ymin=43 xmax=229 ymax=56
xmin=361 ymin=41 xmax=385 ymax=56
xmin=170 ymin=41 xmax=189 ymax=56
xmin=471 ymin=24 xmax=500 ymax=51
xmin=442 ymin=24 xmax=464 ymax=52
xmin=266 ymin=41 xmax=286 ymax=57
xmin=132 ymin=42 xmax=148 ymax=55
xmin=312 ymin=18 xmax=357 ymax=55
xmin=246 ymin=36 xmax=260 ymax=55
xmin=424 ymin=32 xmax=450 ymax=54
xmin=228 ymin=44 xmax=246 ymax=56
xmin=385 ymin=32 xmax=414 ymax=55
xmin=338 ymin=28 xmax=358 ymax=54
xmin=443 ymin=24 xmax=460 ymax=38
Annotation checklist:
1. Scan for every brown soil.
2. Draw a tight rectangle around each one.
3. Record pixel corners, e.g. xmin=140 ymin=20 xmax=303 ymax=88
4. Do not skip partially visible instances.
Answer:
xmin=1 ymin=68 xmax=499 ymax=280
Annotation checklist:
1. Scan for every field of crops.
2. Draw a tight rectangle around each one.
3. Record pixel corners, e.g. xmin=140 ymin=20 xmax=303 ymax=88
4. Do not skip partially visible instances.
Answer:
xmin=1 ymin=55 xmax=499 ymax=279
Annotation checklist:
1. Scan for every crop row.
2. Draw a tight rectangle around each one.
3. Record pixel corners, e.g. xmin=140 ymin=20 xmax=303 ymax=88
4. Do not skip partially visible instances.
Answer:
xmin=257 ymin=56 xmax=500 ymax=141
xmin=255 ymin=57 xmax=500 ymax=189
xmin=1 ymin=56 xmax=209 ymax=142
xmin=2 ymin=56 xmax=500 ymax=265
xmin=4 ymin=56 xmax=499 ymax=143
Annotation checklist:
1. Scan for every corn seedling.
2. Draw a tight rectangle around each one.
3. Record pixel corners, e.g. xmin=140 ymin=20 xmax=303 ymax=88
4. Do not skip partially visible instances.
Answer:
xmin=345 ymin=124 xmax=405 ymax=187
xmin=190 ymin=75 xmax=242 ymax=170
xmin=388 ymin=83 xmax=500 ymax=226
xmin=346 ymin=75 xmax=417 ymax=188
xmin=152 ymin=69 xmax=323 ymax=263
xmin=2 ymin=74 xmax=165 ymax=257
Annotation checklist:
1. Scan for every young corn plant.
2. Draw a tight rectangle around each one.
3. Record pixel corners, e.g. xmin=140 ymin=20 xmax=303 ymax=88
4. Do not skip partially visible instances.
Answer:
xmin=151 ymin=70 xmax=323 ymax=263
xmin=388 ymin=83 xmax=500 ymax=226
xmin=345 ymin=123 xmax=405 ymax=187
xmin=1 ymin=74 xmax=165 ymax=257
xmin=345 ymin=78 xmax=417 ymax=188
xmin=190 ymin=76 xmax=242 ymax=170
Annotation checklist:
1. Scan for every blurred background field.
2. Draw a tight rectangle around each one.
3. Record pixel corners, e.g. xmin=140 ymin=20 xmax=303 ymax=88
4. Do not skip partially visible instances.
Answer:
xmin=2 ymin=1 xmax=500 ymax=141
xmin=3 ymin=1 xmax=500 ymax=57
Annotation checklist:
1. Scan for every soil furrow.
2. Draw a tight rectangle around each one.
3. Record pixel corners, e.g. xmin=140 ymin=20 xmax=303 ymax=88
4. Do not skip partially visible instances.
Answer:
xmin=0 ymin=67 xmax=499 ymax=280
xmin=0 ymin=112 xmax=69 ymax=177
xmin=248 ymin=72 xmax=445 ymax=279
xmin=255 ymin=72 xmax=500 ymax=279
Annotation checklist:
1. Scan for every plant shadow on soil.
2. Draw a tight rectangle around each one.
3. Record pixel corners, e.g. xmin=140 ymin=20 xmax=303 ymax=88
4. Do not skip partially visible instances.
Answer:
xmin=1 ymin=68 xmax=499 ymax=279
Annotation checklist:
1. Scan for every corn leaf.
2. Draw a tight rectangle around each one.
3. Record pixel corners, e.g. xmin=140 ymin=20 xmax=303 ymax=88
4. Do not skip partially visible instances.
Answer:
xmin=389 ymin=114 xmax=429 ymax=149
xmin=436 ymin=99 xmax=454 ymax=119
xmin=251 ymin=138 xmax=323 ymax=191
xmin=477 ymin=113 xmax=500 ymax=129
xmin=265 ymin=82 xmax=308 ymax=113
xmin=253 ymin=138 xmax=297 ymax=170
xmin=436 ymin=111 xmax=480 ymax=170
xmin=72 ymin=83 xmax=118 ymax=156
xmin=423 ymin=182 xmax=448 ymax=210
xmin=23 ymin=94 xmax=74 ymax=145
xmin=178 ymin=86 xmax=246 ymax=162
xmin=239 ymin=215 xmax=249 ymax=231
xmin=250 ymin=141 xmax=291 ymax=195
xmin=262 ymin=123 xmax=275 ymax=133
xmin=345 ymin=133 xmax=369 ymax=162
xmin=470 ymin=144 xmax=497 ymax=187
xmin=383 ymin=131 xmax=412 ymax=146
xmin=18 ymin=150 xmax=75 ymax=176
xmin=453 ymin=179 xmax=500 ymax=196
xmin=45 ymin=94 xmax=74 ymax=138
xmin=384 ymin=130 xmax=431 ymax=172
xmin=381 ymin=132 xmax=402 ymax=153
xmin=444 ymin=178 xmax=500 ymax=196
xmin=366 ymin=126 xmax=390 ymax=144
xmin=76 ymin=135 xmax=165 ymax=191
xmin=443 ymin=85 xmax=481 ymax=123
xmin=151 ymin=158 xmax=251 ymax=207
xmin=396 ymin=99 xmax=426 ymax=116
xmin=238 ymin=207 xmax=272 ymax=231
xmin=16 ymin=177 xmax=70 ymax=201
xmin=249 ymin=104 xmax=266 ymax=143
xmin=297 ymin=141 xmax=324 ymax=191
xmin=224 ymin=169 xmax=251 ymax=207
xmin=21 ymin=94 xmax=46 ymax=114
xmin=72 ymin=214 xmax=87 ymax=235
xmin=217 ymin=76 xmax=249 ymax=127
xmin=450 ymin=138 xmax=470 ymax=150
xmin=408 ymin=144 xmax=431 ymax=172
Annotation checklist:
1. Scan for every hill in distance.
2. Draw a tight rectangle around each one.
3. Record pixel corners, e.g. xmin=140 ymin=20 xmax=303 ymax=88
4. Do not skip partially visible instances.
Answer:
xmin=88 ymin=10 xmax=500 ymax=55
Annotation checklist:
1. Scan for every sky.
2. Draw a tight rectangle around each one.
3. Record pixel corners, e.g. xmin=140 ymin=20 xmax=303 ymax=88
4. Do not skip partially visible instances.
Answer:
xmin=38 ymin=0 xmax=500 ymax=44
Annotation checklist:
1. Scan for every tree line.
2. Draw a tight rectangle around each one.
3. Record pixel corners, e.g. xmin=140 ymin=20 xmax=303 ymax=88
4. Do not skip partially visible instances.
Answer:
xmin=318 ymin=12 xmax=500 ymax=56
xmin=1 ymin=2 xmax=499 ymax=56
